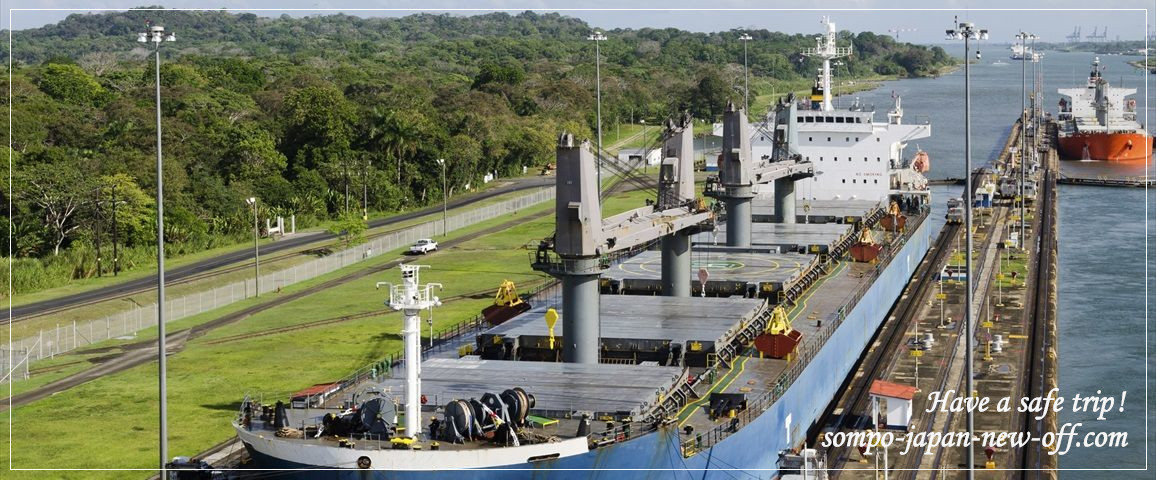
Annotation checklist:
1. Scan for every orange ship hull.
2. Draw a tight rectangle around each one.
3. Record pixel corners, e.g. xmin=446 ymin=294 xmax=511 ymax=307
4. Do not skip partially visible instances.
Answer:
xmin=1058 ymin=132 xmax=1154 ymax=163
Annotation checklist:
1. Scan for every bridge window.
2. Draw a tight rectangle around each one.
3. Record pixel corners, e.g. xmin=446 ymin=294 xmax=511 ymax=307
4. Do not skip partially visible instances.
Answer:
xmin=877 ymin=157 xmax=881 ymax=162
xmin=808 ymin=137 xmax=813 ymax=141
xmin=864 ymin=157 xmax=868 ymax=162
xmin=855 ymin=137 xmax=860 ymax=141
xmin=836 ymin=117 xmax=845 ymax=124
xmin=877 ymin=138 xmax=881 ymax=142
xmin=874 ymin=179 xmax=879 ymax=184
xmin=852 ymin=179 xmax=857 ymax=183
xmin=827 ymin=137 xmax=832 ymax=142
xmin=845 ymin=137 xmax=850 ymax=142
xmin=797 ymin=117 xmax=803 ymax=122
xmin=842 ymin=179 xmax=846 ymax=183
xmin=856 ymin=118 xmax=863 ymax=123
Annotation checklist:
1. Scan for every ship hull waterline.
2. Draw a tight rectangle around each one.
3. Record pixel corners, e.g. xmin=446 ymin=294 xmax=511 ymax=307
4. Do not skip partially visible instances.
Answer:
xmin=236 ymin=219 xmax=931 ymax=479
xmin=1057 ymin=131 xmax=1153 ymax=163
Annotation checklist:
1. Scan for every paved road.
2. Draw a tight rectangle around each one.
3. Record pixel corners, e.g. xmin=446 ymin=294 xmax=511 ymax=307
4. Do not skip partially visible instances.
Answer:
xmin=9 ymin=176 xmax=554 ymax=321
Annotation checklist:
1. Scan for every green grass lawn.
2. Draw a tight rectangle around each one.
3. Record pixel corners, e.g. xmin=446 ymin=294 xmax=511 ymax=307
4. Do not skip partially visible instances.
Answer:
xmin=2 ymin=187 xmax=654 ymax=476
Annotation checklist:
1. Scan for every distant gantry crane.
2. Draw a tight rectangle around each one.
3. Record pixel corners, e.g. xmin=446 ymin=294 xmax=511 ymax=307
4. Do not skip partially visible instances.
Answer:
xmin=1085 ymin=26 xmax=1107 ymax=43
xmin=1065 ymin=26 xmax=1080 ymax=43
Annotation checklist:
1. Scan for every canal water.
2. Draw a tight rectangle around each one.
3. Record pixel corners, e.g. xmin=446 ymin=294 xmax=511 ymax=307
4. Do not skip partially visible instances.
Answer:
xmin=843 ymin=47 xmax=1152 ymax=474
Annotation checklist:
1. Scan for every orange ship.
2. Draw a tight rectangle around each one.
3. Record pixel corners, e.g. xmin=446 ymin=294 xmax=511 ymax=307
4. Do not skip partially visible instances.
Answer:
xmin=1056 ymin=57 xmax=1154 ymax=163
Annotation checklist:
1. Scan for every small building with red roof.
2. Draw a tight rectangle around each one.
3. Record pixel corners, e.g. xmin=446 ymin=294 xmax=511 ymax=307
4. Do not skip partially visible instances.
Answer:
xmin=869 ymin=380 xmax=916 ymax=431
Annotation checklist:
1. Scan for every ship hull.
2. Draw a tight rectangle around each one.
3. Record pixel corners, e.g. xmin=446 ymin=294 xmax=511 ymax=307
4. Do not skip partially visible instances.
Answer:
xmin=1058 ymin=131 xmax=1153 ymax=162
xmin=238 ymin=219 xmax=931 ymax=478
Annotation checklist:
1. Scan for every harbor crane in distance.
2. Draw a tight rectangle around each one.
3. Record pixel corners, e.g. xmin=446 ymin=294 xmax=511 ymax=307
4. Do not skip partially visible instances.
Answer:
xmin=1065 ymin=26 xmax=1080 ymax=43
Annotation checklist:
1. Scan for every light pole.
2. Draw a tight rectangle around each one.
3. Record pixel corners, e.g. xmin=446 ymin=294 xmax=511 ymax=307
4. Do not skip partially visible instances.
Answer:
xmin=246 ymin=197 xmax=260 ymax=297
xmin=739 ymin=33 xmax=753 ymax=113
xmin=137 ymin=19 xmax=175 ymax=472
xmin=947 ymin=19 xmax=987 ymax=480
xmin=1016 ymin=32 xmax=1036 ymax=247
xmin=437 ymin=158 xmax=447 ymax=236
xmin=588 ymin=31 xmax=607 ymax=190
xmin=362 ymin=157 xmax=369 ymax=221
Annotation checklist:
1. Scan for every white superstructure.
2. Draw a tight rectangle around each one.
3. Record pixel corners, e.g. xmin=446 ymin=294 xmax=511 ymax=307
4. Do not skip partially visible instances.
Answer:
xmin=716 ymin=17 xmax=931 ymax=203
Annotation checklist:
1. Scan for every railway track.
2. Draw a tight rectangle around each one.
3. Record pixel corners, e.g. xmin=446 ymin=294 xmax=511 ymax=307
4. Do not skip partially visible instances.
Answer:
xmin=820 ymin=219 xmax=961 ymax=473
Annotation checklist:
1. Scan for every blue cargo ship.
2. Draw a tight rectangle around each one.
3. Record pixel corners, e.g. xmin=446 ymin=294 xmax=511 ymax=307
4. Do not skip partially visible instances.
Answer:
xmin=232 ymin=18 xmax=933 ymax=479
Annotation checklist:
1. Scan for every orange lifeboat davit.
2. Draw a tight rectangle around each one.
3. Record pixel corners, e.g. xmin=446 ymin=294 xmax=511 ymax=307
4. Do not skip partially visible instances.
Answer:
xmin=912 ymin=149 xmax=930 ymax=173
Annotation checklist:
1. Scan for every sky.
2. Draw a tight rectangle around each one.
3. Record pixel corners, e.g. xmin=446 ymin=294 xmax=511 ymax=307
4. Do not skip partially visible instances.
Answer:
xmin=2 ymin=0 xmax=1153 ymax=45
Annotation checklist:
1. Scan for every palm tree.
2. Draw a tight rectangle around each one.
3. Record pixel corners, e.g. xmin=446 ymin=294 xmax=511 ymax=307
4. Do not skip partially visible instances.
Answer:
xmin=368 ymin=107 xmax=422 ymax=184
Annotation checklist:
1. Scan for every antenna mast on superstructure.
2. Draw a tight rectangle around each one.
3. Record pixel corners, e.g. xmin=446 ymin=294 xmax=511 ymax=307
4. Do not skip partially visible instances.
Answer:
xmin=803 ymin=16 xmax=853 ymax=112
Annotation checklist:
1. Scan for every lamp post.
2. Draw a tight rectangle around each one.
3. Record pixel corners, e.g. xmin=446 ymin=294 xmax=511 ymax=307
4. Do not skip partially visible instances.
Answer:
xmin=137 ymin=19 xmax=175 ymax=471
xmin=1015 ymin=32 xmax=1036 ymax=247
xmin=437 ymin=158 xmax=447 ymax=236
xmin=588 ymin=31 xmax=607 ymax=190
xmin=946 ymin=19 xmax=987 ymax=480
xmin=739 ymin=33 xmax=753 ymax=113
xmin=246 ymin=197 xmax=260 ymax=297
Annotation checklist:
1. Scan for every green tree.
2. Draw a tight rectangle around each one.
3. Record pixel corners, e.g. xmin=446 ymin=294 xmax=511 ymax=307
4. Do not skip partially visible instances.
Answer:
xmin=36 ymin=63 xmax=107 ymax=106
xmin=98 ymin=173 xmax=155 ymax=248
xmin=14 ymin=154 xmax=95 ymax=255
xmin=222 ymin=123 xmax=288 ymax=183
xmin=327 ymin=208 xmax=367 ymax=247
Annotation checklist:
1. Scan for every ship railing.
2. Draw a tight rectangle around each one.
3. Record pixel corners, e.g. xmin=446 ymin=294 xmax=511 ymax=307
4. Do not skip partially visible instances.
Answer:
xmin=680 ymin=213 xmax=926 ymax=455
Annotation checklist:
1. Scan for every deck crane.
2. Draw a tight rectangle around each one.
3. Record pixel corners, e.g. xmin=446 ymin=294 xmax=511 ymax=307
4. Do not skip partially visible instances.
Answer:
xmin=530 ymin=113 xmax=715 ymax=364
xmin=705 ymin=97 xmax=815 ymax=246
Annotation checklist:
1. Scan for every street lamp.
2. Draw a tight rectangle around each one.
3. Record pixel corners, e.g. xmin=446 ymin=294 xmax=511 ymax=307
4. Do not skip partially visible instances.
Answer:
xmin=137 ymin=19 xmax=175 ymax=472
xmin=245 ymin=197 xmax=260 ymax=297
xmin=437 ymin=158 xmax=447 ymax=236
xmin=739 ymin=33 xmax=753 ymax=113
xmin=946 ymin=18 xmax=987 ymax=480
xmin=1015 ymin=32 xmax=1037 ymax=245
xmin=588 ymin=30 xmax=607 ymax=190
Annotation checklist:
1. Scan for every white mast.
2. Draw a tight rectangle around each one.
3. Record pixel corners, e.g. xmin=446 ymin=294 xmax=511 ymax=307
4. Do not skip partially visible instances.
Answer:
xmin=379 ymin=265 xmax=441 ymax=439
xmin=803 ymin=16 xmax=853 ymax=112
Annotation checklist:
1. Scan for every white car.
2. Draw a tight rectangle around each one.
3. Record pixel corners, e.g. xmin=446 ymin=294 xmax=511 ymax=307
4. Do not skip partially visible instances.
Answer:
xmin=409 ymin=239 xmax=438 ymax=254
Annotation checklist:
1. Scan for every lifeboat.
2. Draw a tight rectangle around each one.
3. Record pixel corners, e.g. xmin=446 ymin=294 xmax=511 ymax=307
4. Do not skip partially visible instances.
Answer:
xmin=911 ymin=149 xmax=931 ymax=173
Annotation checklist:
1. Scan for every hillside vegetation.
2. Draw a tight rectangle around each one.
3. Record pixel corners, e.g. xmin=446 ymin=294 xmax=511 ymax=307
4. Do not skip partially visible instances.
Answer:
xmin=0 ymin=9 xmax=953 ymax=294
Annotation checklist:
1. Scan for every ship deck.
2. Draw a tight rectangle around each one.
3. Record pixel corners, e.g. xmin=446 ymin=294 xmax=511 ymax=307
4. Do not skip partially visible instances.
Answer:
xmin=484 ymin=295 xmax=765 ymax=349
xmin=602 ymin=249 xmax=815 ymax=294
xmin=376 ymin=357 xmax=687 ymax=417
xmin=749 ymin=197 xmax=882 ymax=223
xmin=674 ymin=256 xmax=888 ymax=435
xmin=691 ymin=222 xmax=852 ymax=254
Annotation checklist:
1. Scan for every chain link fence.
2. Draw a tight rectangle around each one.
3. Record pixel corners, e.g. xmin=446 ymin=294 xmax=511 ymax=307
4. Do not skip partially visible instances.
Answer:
xmin=5 ymin=187 xmax=555 ymax=381
xmin=1 ymin=348 xmax=30 ymax=382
